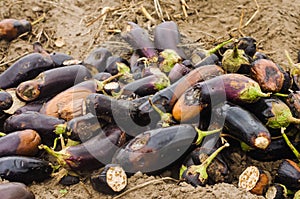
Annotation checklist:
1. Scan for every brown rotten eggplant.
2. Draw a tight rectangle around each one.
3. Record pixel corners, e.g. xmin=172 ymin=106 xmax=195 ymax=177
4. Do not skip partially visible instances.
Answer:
xmin=112 ymin=124 xmax=221 ymax=174
xmin=90 ymin=164 xmax=127 ymax=194
xmin=0 ymin=42 xmax=55 ymax=89
xmin=40 ymin=124 xmax=127 ymax=171
xmin=4 ymin=111 xmax=65 ymax=145
xmin=0 ymin=182 xmax=35 ymax=199
xmin=0 ymin=156 xmax=52 ymax=184
xmin=250 ymin=58 xmax=292 ymax=93
xmin=238 ymin=165 xmax=270 ymax=195
xmin=172 ymin=74 xmax=270 ymax=122
xmin=0 ymin=129 xmax=41 ymax=157
xmin=275 ymin=159 xmax=300 ymax=190
xmin=0 ymin=19 xmax=32 ymax=41
xmin=16 ymin=65 xmax=92 ymax=102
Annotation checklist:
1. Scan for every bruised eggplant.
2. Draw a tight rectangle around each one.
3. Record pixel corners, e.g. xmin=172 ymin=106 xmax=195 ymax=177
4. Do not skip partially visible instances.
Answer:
xmin=90 ymin=164 xmax=127 ymax=194
xmin=112 ymin=124 xmax=221 ymax=174
xmin=0 ymin=156 xmax=52 ymax=184
xmin=4 ymin=111 xmax=65 ymax=145
xmin=238 ymin=165 xmax=270 ymax=195
xmin=172 ymin=74 xmax=270 ymax=122
xmin=40 ymin=124 xmax=127 ymax=171
xmin=0 ymin=90 xmax=13 ymax=111
xmin=275 ymin=159 xmax=300 ymax=190
xmin=0 ymin=182 xmax=35 ymax=199
xmin=0 ymin=19 xmax=32 ymax=41
xmin=0 ymin=129 xmax=41 ymax=157
xmin=0 ymin=42 xmax=54 ymax=89
xmin=16 ymin=65 xmax=92 ymax=102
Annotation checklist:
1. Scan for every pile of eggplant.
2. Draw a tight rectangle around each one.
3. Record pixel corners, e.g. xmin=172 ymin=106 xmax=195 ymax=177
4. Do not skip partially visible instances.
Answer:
xmin=1 ymin=19 xmax=300 ymax=199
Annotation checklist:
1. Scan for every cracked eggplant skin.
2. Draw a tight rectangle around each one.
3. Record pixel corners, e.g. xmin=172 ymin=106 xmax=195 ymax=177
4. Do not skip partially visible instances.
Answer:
xmin=0 ymin=129 xmax=41 ymax=157
xmin=275 ymin=159 xmax=300 ymax=190
xmin=0 ymin=182 xmax=35 ymax=199
xmin=0 ymin=156 xmax=52 ymax=184
xmin=112 ymin=124 xmax=199 ymax=175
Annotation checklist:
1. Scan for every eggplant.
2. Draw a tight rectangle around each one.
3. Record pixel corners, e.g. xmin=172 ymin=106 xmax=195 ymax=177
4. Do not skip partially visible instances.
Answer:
xmin=84 ymin=47 xmax=112 ymax=72
xmin=84 ymin=93 xmax=151 ymax=137
xmin=0 ymin=182 xmax=35 ymax=199
xmin=0 ymin=42 xmax=54 ymax=89
xmin=16 ymin=65 xmax=92 ymax=102
xmin=250 ymin=59 xmax=292 ymax=93
xmin=172 ymin=74 xmax=270 ymax=122
xmin=59 ymin=174 xmax=80 ymax=186
xmin=238 ymin=165 xmax=270 ymax=195
xmin=244 ymin=97 xmax=300 ymax=129
xmin=49 ymin=52 xmax=74 ymax=67
xmin=112 ymin=124 xmax=221 ymax=174
xmin=104 ymin=56 xmax=130 ymax=76
xmin=275 ymin=159 xmax=300 ymax=190
xmin=14 ymin=99 xmax=47 ymax=114
xmin=0 ymin=90 xmax=13 ymax=111
xmin=4 ymin=111 xmax=65 ymax=145
xmin=0 ymin=156 xmax=52 ymax=184
xmin=93 ymin=72 xmax=113 ymax=81
xmin=90 ymin=164 xmax=127 ymax=194
xmin=0 ymin=19 xmax=32 ymax=41
xmin=179 ymin=143 xmax=229 ymax=187
xmin=168 ymin=62 xmax=192 ymax=83
xmin=122 ymin=22 xmax=157 ymax=61
xmin=40 ymin=124 xmax=127 ymax=171
xmin=265 ymin=183 xmax=287 ymax=199
xmin=0 ymin=129 xmax=41 ymax=157
xmin=153 ymin=21 xmax=187 ymax=59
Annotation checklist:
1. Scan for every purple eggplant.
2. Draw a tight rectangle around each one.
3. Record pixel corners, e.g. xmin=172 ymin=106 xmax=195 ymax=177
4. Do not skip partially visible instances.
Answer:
xmin=275 ymin=159 xmax=300 ymax=190
xmin=16 ymin=65 xmax=92 ymax=102
xmin=14 ymin=99 xmax=47 ymax=114
xmin=0 ymin=19 xmax=32 ymax=41
xmin=49 ymin=52 xmax=74 ymax=67
xmin=84 ymin=47 xmax=112 ymax=72
xmin=168 ymin=62 xmax=192 ymax=83
xmin=0 ymin=90 xmax=13 ymax=111
xmin=0 ymin=182 xmax=35 ymax=199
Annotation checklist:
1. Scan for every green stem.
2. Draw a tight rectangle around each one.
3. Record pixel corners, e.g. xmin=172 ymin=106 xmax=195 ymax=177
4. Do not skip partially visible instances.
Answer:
xmin=0 ymin=132 xmax=6 ymax=137
xmin=272 ymin=93 xmax=289 ymax=98
xmin=207 ymin=38 xmax=234 ymax=55
xmin=95 ymin=73 xmax=123 ymax=92
xmin=194 ymin=127 xmax=222 ymax=145
xmin=148 ymin=97 xmax=174 ymax=127
xmin=39 ymin=144 xmax=68 ymax=167
xmin=281 ymin=127 xmax=300 ymax=162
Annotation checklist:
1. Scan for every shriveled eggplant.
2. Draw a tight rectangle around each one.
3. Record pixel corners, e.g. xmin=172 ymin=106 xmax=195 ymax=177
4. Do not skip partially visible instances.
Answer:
xmin=0 ymin=129 xmax=41 ymax=157
xmin=0 ymin=19 xmax=32 ymax=41
xmin=90 ymin=164 xmax=127 ymax=194
xmin=16 ymin=65 xmax=92 ymax=102
xmin=0 ymin=156 xmax=52 ymax=184
xmin=0 ymin=182 xmax=35 ymax=199
xmin=238 ymin=165 xmax=270 ymax=195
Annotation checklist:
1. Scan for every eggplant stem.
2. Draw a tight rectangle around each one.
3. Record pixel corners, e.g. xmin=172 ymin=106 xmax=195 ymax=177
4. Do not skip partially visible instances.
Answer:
xmin=95 ymin=73 xmax=123 ymax=92
xmin=39 ymin=144 xmax=68 ymax=167
xmin=285 ymin=50 xmax=300 ymax=72
xmin=148 ymin=97 xmax=174 ymax=127
xmin=281 ymin=127 xmax=300 ymax=162
xmin=0 ymin=132 xmax=6 ymax=137
xmin=188 ymin=143 xmax=230 ymax=183
xmin=194 ymin=127 xmax=222 ymax=145
xmin=272 ymin=93 xmax=289 ymax=97
xmin=289 ymin=117 xmax=300 ymax=125
xmin=207 ymin=38 xmax=234 ymax=55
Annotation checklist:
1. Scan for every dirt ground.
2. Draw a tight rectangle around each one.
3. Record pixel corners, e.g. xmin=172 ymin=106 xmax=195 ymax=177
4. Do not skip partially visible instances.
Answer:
xmin=0 ymin=0 xmax=299 ymax=198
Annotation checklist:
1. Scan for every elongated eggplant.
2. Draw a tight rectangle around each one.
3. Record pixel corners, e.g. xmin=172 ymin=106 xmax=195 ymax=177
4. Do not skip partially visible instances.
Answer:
xmin=0 ymin=19 xmax=32 ymax=41
xmin=0 ymin=90 xmax=13 ymax=111
xmin=213 ymin=102 xmax=271 ymax=150
xmin=122 ymin=22 xmax=157 ymax=61
xmin=112 ymin=125 xmax=221 ymax=174
xmin=0 ymin=182 xmax=35 ymax=199
xmin=250 ymin=59 xmax=292 ymax=93
xmin=180 ymin=143 xmax=229 ymax=187
xmin=16 ymin=65 xmax=92 ymax=102
xmin=154 ymin=21 xmax=187 ymax=59
xmin=40 ymin=124 xmax=127 ymax=171
xmin=4 ymin=111 xmax=65 ymax=145
xmin=0 ymin=156 xmax=52 ymax=184
xmin=275 ymin=159 xmax=300 ymax=190
xmin=84 ymin=47 xmax=112 ymax=72
xmin=244 ymin=97 xmax=300 ymax=129
xmin=238 ymin=165 xmax=270 ymax=195
xmin=138 ymin=65 xmax=225 ymax=124
xmin=0 ymin=42 xmax=54 ymax=89
xmin=172 ymin=74 xmax=270 ymax=122
xmin=0 ymin=129 xmax=41 ymax=157
xmin=90 ymin=164 xmax=127 ymax=194
xmin=14 ymin=99 xmax=47 ymax=114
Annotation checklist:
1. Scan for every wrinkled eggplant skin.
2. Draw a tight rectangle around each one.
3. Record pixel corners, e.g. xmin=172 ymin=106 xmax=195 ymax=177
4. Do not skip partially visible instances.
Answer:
xmin=112 ymin=125 xmax=198 ymax=175
xmin=0 ymin=182 xmax=35 ymax=199
xmin=64 ymin=126 xmax=127 ymax=171
xmin=275 ymin=159 xmax=300 ymax=190
xmin=0 ymin=91 xmax=13 ymax=111
xmin=84 ymin=48 xmax=112 ymax=72
xmin=0 ymin=156 xmax=52 ymax=184
xmin=0 ymin=53 xmax=54 ymax=89
xmin=4 ymin=111 xmax=65 ymax=145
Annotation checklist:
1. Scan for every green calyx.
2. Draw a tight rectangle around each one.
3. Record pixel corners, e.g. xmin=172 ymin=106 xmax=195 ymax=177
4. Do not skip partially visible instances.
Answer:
xmin=148 ymin=97 xmax=174 ymax=127
xmin=239 ymin=82 xmax=270 ymax=103
xmin=158 ymin=49 xmax=181 ymax=73
xmin=39 ymin=144 xmax=69 ymax=168
xmin=194 ymin=127 xmax=222 ymax=145
xmin=154 ymin=73 xmax=170 ymax=91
